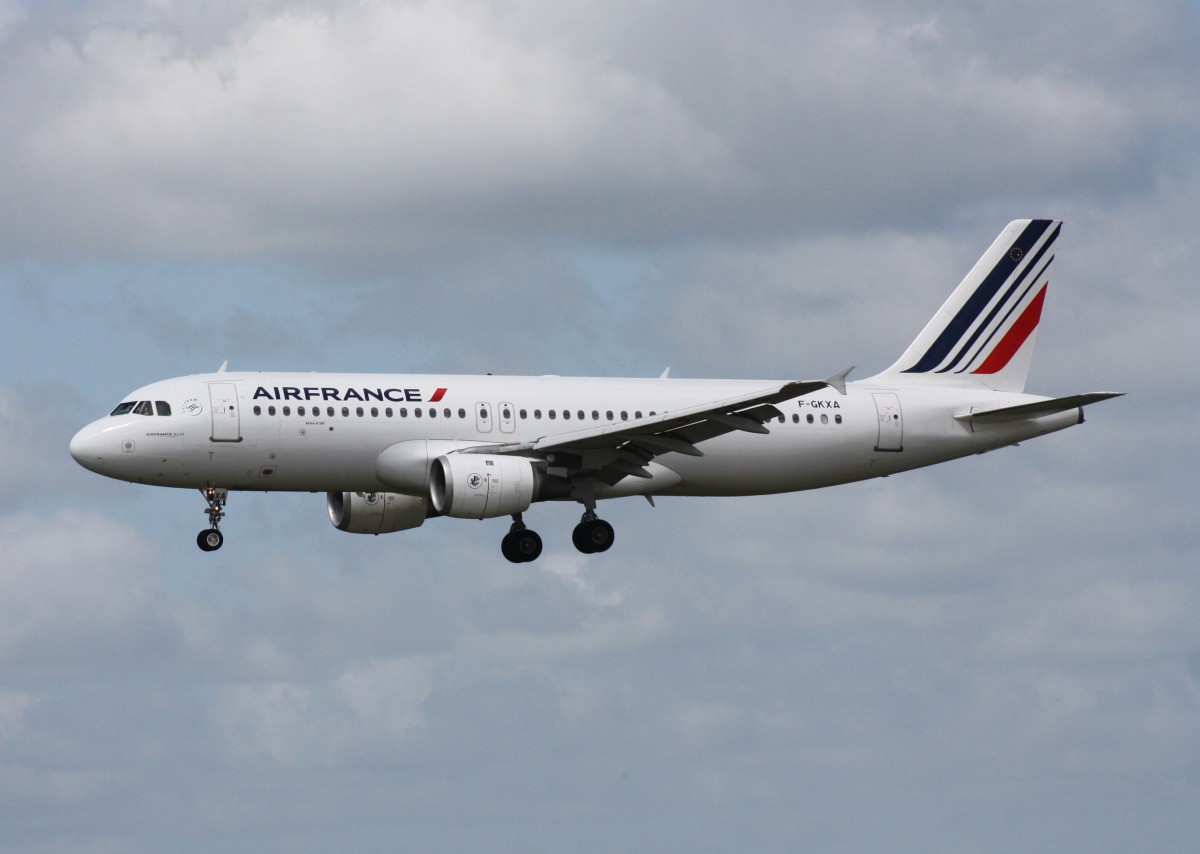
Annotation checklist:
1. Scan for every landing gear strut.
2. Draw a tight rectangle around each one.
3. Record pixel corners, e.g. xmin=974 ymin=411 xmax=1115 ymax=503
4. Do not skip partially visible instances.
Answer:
xmin=197 ymin=487 xmax=227 ymax=552
xmin=571 ymin=479 xmax=614 ymax=554
xmin=501 ymin=513 xmax=543 ymax=563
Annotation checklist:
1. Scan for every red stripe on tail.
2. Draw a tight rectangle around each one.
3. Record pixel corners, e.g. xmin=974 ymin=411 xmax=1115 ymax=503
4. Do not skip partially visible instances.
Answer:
xmin=972 ymin=284 xmax=1047 ymax=375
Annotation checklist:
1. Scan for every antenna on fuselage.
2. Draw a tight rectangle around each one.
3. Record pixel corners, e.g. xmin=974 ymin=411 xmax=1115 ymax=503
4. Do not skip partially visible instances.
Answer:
xmin=217 ymin=360 xmax=229 ymax=373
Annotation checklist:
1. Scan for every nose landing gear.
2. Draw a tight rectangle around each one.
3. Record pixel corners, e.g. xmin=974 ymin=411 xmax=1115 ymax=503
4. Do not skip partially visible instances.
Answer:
xmin=197 ymin=487 xmax=227 ymax=552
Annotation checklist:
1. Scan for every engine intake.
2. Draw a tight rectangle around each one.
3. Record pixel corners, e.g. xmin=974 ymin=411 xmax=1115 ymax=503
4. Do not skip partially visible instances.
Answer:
xmin=430 ymin=454 xmax=538 ymax=519
xmin=327 ymin=491 xmax=428 ymax=534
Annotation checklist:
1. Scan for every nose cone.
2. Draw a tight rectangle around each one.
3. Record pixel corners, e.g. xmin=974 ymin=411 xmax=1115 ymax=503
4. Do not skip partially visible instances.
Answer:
xmin=69 ymin=423 xmax=107 ymax=473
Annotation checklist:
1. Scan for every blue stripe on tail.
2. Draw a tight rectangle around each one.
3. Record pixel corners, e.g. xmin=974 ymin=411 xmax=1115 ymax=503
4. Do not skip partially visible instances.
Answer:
xmin=903 ymin=220 xmax=1057 ymax=374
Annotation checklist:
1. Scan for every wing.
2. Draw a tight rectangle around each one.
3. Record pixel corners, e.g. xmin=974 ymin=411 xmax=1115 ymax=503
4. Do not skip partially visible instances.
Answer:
xmin=463 ymin=372 xmax=847 ymax=485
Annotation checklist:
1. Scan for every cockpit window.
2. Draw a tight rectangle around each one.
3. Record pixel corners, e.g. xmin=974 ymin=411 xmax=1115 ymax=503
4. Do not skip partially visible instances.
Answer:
xmin=133 ymin=401 xmax=154 ymax=416
xmin=155 ymin=401 xmax=172 ymax=416
xmin=110 ymin=402 xmax=137 ymax=416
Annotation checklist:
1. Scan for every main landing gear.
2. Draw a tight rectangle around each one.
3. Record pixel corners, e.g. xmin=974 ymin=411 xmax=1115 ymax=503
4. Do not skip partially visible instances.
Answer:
xmin=499 ymin=509 xmax=615 ymax=563
xmin=197 ymin=487 xmax=227 ymax=552
xmin=572 ymin=511 xmax=615 ymax=555
xmin=501 ymin=514 xmax=543 ymax=563
xmin=570 ymin=483 xmax=614 ymax=555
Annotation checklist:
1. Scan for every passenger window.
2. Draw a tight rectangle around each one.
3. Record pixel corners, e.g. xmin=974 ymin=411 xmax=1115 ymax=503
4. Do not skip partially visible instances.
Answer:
xmin=110 ymin=402 xmax=137 ymax=416
xmin=458 ymin=408 xmax=466 ymax=418
xmin=821 ymin=414 xmax=829 ymax=424
xmin=371 ymin=407 xmax=379 ymax=417
xmin=385 ymin=408 xmax=393 ymax=417
xmin=399 ymin=408 xmax=408 ymax=417
xmin=327 ymin=407 xmax=335 ymax=417
xmin=428 ymin=408 xmax=436 ymax=418
xmin=356 ymin=407 xmax=364 ymax=417
xmin=254 ymin=406 xmax=262 ymax=416
xmin=478 ymin=407 xmax=488 ymax=419
xmin=563 ymin=410 xmax=571 ymax=420
xmin=534 ymin=410 xmax=542 ymax=420
xmin=606 ymin=410 xmax=614 ymax=421
xmin=444 ymin=408 xmax=451 ymax=419
xmin=133 ymin=401 xmax=154 ymax=416
xmin=792 ymin=414 xmax=799 ymax=423
xmin=268 ymin=406 xmax=276 ymax=416
xmin=621 ymin=411 xmax=628 ymax=420
xmin=835 ymin=414 xmax=843 ymax=424
xmin=415 ymin=408 xmax=422 ymax=418
xmin=341 ymin=407 xmax=349 ymax=417
xmin=635 ymin=411 xmax=643 ymax=419
xmin=297 ymin=406 xmax=305 ymax=416
xmin=155 ymin=401 xmax=172 ymax=416
xmin=282 ymin=406 xmax=291 ymax=416
xmin=549 ymin=411 xmax=557 ymax=420
xmin=592 ymin=411 xmax=599 ymax=420
xmin=519 ymin=409 xmax=527 ymax=419
xmin=502 ymin=407 xmax=511 ymax=419
xmin=577 ymin=410 xmax=584 ymax=420
xmin=807 ymin=414 xmax=814 ymax=424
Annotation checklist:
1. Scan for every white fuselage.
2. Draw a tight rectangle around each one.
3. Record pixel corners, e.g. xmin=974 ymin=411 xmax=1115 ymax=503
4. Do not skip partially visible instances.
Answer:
xmin=69 ymin=371 xmax=1080 ymax=499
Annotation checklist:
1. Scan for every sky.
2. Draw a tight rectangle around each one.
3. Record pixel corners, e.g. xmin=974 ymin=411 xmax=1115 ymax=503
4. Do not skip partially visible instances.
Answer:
xmin=1 ymin=0 xmax=1198 ymax=851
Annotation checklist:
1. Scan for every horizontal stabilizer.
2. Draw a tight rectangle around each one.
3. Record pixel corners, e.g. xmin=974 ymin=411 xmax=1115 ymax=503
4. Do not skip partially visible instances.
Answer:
xmin=956 ymin=392 xmax=1123 ymax=424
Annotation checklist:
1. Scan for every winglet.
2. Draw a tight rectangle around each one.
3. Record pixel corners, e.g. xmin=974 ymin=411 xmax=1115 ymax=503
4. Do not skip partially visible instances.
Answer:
xmin=824 ymin=366 xmax=854 ymax=395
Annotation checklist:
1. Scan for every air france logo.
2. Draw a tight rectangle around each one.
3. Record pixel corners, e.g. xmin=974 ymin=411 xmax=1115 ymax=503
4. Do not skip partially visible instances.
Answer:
xmin=183 ymin=398 xmax=203 ymax=416
xmin=467 ymin=473 xmax=484 ymax=490
xmin=252 ymin=385 xmax=448 ymax=403
xmin=364 ymin=493 xmax=380 ymax=505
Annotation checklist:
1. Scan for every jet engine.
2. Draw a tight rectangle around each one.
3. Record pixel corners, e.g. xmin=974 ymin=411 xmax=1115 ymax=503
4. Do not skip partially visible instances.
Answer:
xmin=430 ymin=454 xmax=539 ymax=519
xmin=327 ymin=491 xmax=428 ymax=534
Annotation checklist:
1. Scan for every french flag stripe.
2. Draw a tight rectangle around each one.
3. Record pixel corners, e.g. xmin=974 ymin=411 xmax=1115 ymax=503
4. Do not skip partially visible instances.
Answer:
xmin=904 ymin=220 xmax=1057 ymax=373
xmin=971 ymin=284 xmax=1047 ymax=375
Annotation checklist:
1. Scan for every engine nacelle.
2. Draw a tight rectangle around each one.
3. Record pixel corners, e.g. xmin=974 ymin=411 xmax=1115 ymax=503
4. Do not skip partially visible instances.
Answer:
xmin=327 ymin=491 xmax=428 ymax=534
xmin=430 ymin=454 xmax=538 ymax=519
xmin=376 ymin=439 xmax=487 ymax=495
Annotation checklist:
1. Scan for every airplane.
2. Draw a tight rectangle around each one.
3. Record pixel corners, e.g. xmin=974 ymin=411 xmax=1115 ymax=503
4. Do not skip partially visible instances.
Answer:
xmin=69 ymin=219 xmax=1120 ymax=563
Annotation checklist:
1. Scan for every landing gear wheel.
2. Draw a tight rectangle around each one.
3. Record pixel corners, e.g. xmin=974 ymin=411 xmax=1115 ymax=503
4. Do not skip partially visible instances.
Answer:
xmin=572 ymin=519 xmax=614 ymax=554
xmin=502 ymin=529 xmax=543 ymax=563
xmin=197 ymin=528 xmax=224 ymax=552
xmin=197 ymin=487 xmax=228 ymax=552
xmin=513 ymin=529 xmax=542 ymax=562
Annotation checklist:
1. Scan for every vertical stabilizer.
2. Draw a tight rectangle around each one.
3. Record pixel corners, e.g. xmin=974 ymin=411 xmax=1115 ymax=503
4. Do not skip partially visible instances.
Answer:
xmin=877 ymin=219 xmax=1060 ymax=392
